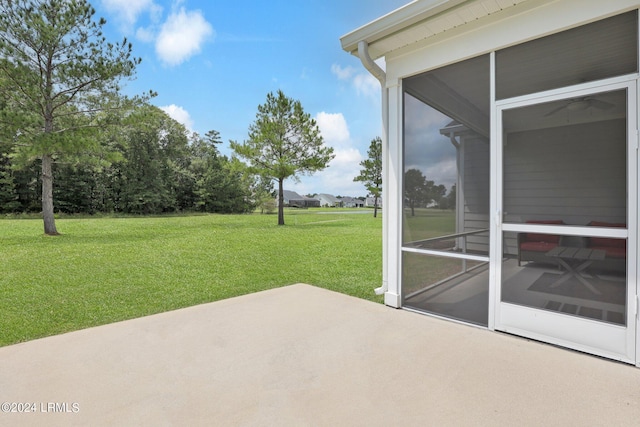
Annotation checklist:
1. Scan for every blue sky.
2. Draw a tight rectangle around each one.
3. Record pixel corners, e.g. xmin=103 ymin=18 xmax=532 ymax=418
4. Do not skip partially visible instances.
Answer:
xmin=94 ymin=0 xmax=410 ymax=197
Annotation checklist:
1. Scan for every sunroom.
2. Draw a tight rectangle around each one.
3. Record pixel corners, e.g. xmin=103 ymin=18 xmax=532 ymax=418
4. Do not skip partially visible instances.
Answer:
xmin=342 ymin=0 xmax=640 ymax=365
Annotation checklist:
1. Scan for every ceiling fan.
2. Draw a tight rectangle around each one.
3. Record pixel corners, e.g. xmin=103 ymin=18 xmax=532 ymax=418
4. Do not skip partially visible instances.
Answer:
xmin=544 ymin=97 xmax=615 ymax=117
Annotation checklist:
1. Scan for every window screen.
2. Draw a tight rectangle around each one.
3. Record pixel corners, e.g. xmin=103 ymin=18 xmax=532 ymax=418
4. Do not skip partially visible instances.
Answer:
xmin=496 ymin=11 xmax=638 ymax=100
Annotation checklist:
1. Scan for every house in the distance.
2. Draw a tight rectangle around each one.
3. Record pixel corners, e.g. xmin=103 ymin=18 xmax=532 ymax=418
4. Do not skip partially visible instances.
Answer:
xmin=317 ymin=194 xmax=342 ymax=208
xmin=339 ymin=196 xmax=365 ymax=208
xmin=276 ymin=190 xmax=320 ymax=208
xmin=301 ymin=195 xmax=320 ymax=208
xmin=365 ymin=196 xmax=382 ymax=208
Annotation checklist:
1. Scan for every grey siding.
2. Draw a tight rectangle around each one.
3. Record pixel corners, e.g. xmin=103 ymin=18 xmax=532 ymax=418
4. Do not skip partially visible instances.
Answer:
xmin=502 ymin=119 xmax=626 ymax=256
xmin=462 ymin=135 xmax=490 ymax=254
xmin=504 ymin=119 xmax=626 ymax=225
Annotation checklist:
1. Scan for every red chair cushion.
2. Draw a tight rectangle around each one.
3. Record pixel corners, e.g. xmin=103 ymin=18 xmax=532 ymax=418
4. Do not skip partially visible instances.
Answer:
xmin=520 ymin=241 xmax=558 ymax=253
xmin=588 ymin=221 xmax=626 ymax=248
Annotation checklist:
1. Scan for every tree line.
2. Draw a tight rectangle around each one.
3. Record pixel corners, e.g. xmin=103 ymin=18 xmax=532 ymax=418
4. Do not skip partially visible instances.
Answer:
xmin=0 ymin=0 xmax=279 ymax=229
xmin=0 ymin=0 xmax=352 ymax=229
xmin=0 ymin=104 xmax=270 ymax=215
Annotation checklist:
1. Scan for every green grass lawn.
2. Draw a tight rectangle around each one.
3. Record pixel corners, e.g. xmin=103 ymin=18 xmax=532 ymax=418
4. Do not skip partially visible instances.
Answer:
xmin=0 ymin=209 xmax=382 ymax=346
xmin=403 ymin=208 xmax=455 ymax=242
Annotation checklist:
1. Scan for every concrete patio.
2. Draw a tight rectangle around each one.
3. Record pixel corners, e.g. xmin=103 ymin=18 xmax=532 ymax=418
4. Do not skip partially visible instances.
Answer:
xmin=1 ymin=283 xmax=639 ymax=426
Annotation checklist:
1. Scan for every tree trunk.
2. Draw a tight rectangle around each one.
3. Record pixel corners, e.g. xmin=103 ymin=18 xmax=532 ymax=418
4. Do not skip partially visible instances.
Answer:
xmin=277 ymin=178 xmax=285 ymax=225
xmin=42 ymin=153 xmax=59 ymax=235
xmin=373 ymin=195 xmax=378 ymax=218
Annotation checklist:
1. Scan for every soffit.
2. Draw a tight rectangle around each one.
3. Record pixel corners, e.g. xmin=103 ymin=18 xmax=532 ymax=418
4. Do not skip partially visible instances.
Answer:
xmin=341 ymin=0 xmax=530 ymax=59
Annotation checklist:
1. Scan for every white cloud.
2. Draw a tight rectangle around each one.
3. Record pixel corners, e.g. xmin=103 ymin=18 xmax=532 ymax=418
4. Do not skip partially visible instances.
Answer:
xmin=332 ymin=63 xmax=381 ymax=99
xmin=315 ymin=112 xmax=350 ymax=145
xmin=331 ymin=147 xmax=362 ymax=166
xmin=322 ymin=149 xmax=363 ymax=191
xmin=135 ymin=26 xmax=156 ymax=43
xmin=101 ymin=0 xmax=160 ymax=30
xmin=331 ymin=64 xmax=356 ymax=81
xmin=156 ymin=7 xmax=214 ymax=66
xmin=285 ymin=146 xmax=366 ymax=196
xmin=353 ymin=73 xmax=380 ymax=98
xmin=160 ymin=104 xmax=194 ymax=130
xmin=320 ymin=147 xmax=364 ymax=193
xmin=286 ymin=112 xmax=367 ymax=196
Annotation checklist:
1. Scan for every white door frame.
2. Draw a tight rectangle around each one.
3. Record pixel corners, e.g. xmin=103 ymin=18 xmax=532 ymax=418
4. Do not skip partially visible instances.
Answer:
xmin=491 ymin=76 xmax=638 ymax=364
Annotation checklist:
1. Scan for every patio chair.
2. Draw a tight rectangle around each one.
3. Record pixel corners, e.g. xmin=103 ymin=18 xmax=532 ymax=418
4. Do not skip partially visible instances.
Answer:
xmin=517 ymin=220 xmax=564 ymax=266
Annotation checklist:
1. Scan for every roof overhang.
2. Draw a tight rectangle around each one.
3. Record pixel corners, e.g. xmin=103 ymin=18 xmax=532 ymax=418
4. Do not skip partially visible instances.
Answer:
xmin=340 ymin=0 xmax=529 ymax=60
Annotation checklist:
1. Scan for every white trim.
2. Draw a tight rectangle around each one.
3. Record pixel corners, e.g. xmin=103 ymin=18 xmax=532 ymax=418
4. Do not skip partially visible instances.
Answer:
xmin=499 ymin=303 xmax=634 ymax=363
xmin=488 ymin=50 xmax=499 ymax=331
xmin=401 ymin=247 xmax=489 ymax=263
xmin=385 ymin=80 xmax=402 ymax=308
xmin=456 ymin=138 xmax=465 ymax=242
xmin=636 ymin=15 xmax=640 ymax=368
xmin=340 ymin=0 xmax=469 ymax=55
xmin=495 ymin=78 xmax=638 ymax=363
xmin=384 ymin=291 xmax=402 ymax=308
xmin=502 ymin=223 xmax=628 ymax=239
xmin=633 ymin=77 xmax=640 ymax=368
xmin=495 ymin=74 xmax=640 ymax=109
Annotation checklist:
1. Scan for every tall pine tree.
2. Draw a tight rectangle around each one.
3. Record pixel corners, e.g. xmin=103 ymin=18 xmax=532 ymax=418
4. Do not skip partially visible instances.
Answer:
xmin=231 ymin=90 xmax=334 ymax=225
xmin=0 ymin=0 xmax=152 ymax=234
xmin=354 ymin=136 xmax=382 ymax=218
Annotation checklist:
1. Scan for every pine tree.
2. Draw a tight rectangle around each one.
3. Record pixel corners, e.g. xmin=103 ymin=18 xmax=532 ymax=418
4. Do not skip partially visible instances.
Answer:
xmin=354 ymin=137 xmax=382 ymax=217
xmin=0 ymin=0 xmax=152 ymax=234
xmin=231 ymin=90 xmax=334 ymax=225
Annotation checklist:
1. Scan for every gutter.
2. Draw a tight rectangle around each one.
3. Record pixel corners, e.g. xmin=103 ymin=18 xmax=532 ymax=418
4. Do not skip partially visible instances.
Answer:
xmin=342 ymin=0 xmax=467 ymax=56
xmin=357 ymin=41 xmax=389 ymax=296
xmin=357 ymin=40 xmax=386 ymax=83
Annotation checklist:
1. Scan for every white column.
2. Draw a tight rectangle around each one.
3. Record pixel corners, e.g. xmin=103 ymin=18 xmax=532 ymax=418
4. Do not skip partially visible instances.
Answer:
xmin=383 ymin=79 xmax=402 ymax=308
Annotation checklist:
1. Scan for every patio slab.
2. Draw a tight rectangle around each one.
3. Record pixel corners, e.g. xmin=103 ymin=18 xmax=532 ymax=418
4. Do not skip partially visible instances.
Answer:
xmin=1 ymin=283 xmax=639 ymax=426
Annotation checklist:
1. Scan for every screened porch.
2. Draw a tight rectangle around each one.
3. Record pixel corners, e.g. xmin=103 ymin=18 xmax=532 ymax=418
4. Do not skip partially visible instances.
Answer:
xmin=400 ymin=12 xmax=633 ymax=329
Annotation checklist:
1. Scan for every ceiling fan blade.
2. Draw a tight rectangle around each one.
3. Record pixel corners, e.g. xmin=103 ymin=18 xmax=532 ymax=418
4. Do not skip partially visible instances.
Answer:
xmin=544 ymin=97 xmax=615 ymax=116
xmin=588 ymin=99 xmax=615 ymax=110
xmin=544 ymin=104 xmax=567 ymax=117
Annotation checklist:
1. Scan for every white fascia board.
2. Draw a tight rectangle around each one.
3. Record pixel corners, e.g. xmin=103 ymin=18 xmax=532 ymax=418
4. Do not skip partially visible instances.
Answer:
xmin=340 ymin=0 xmax=467 ymax=58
